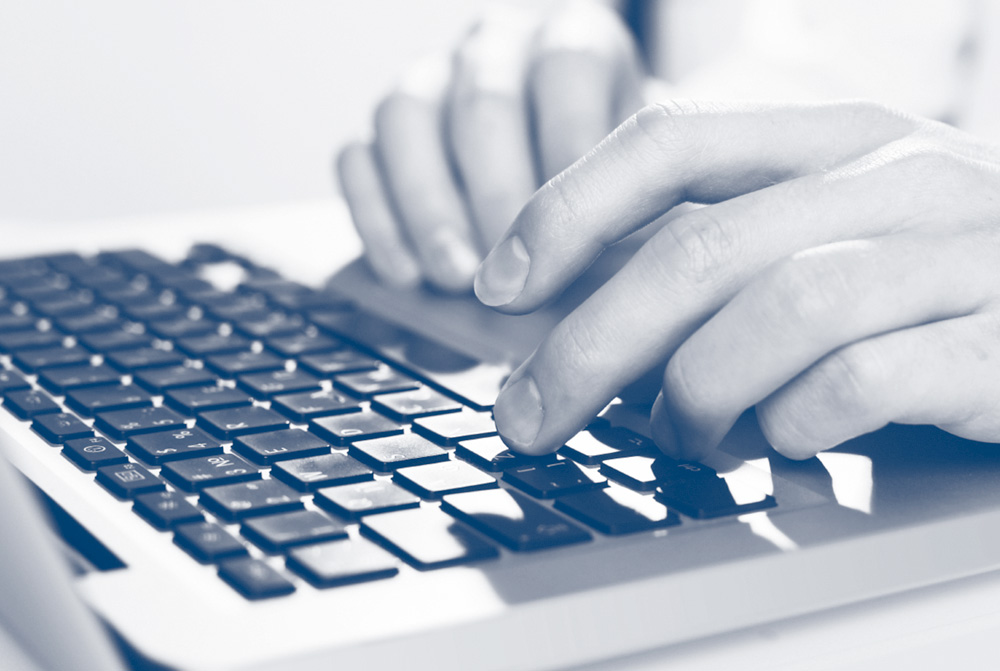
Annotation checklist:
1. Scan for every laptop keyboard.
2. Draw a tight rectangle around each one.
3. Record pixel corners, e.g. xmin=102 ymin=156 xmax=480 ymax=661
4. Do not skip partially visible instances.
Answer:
xmin=0 ymin=248 xmax=777 ymax=600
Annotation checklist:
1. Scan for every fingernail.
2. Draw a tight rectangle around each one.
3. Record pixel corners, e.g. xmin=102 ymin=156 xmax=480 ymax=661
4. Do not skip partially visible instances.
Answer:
xmin=493 ymin=375 xmax=544 ymax=451
xmin=474 ymin=235 xmax=529 ymax=307
xmin=650 ymin=391 xmax=681 ymax=457
xmin=429 ymin=236 xmax=481 ymax=290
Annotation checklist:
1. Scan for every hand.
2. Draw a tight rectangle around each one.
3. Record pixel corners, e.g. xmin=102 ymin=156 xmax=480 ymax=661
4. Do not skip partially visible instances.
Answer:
xmin=337 ymin=1 xmax=645 ymax=292
xmin=477 ymin=100 xmax=1000 ymax=461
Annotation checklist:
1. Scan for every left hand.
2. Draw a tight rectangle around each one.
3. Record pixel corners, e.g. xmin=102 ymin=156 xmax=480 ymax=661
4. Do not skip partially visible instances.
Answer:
xmin=476 ymin=100 xmax=1000 ymax=461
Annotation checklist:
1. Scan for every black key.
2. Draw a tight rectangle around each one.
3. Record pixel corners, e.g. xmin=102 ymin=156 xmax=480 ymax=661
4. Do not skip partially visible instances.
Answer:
xmin=653 ymin=461 xmax=777 ymax=519
xmin=218 ymin=557 xmax=295 ymax=600
xmin=349 ymin=433 xmax=449 ymax=472
xmin=394 ymin=460 xmax=497 ymax=499
xmin=174 ymin=521 xmax=248 ymax=563
xmin=554 ymin=487 xmax=681 ymax=535
xmin=334 ymin=368 xmax=420 ymax=398
xmin=0 ymin=370 xmax=31 ymax=396
xmin=205 ymin=351 xmax=286 ymax=378
xmin=127 ymin=426 xmax=224 ymax=464
xmin=63 ymin=436 xmax=129 ymax=470
xmin=32 ymin=412 xmax=93 ymax=443
xmin=33 ymin=292 xmax=94 ymax=318
xmin=455 ymin=435 xmax=558 ymax=473
xmin=4 ymin=389 xmax=61 ymax=419
xmin=65 ymin=384 xmax=152 ymax=417
xmin=236 ymin=369 xmax=321 ymax=399
xmin=370 ymin=387 xmax=463 ymax=422
xmin=147 ymin=317 xmax=218 ymax=339
xmin=200 ymin=295 xmax=268 ymax=321
xmin=174 ymin=333 xmax=251 ymax=358
xmin=160 ymin=452 xmax=261 ymax=492
xmin=13 ymin=345 xmax=92 ymax=373
xmin=361 ymin=506 xmax=498 ymax=570
xmin=314 ymin=480 xmax=420 ymax=520
xmin=298 ymin=349 xmax=378 ymax=377
xmin=200 ymin=479 xmax=303 ymax=521
xmin=504 ymin=460 xmax=607 ymax=499
xmin=265 ymin=332 xmax=341 ymax=357
xmin=412 ymin=409 xmax=497 ymax=446
xmin=132 ymin=365 xmax=216 ymax=393
xmin=272 ymin=453 xmax=373 ymax=491
xmin=309 ymin=411 xmax=403 ymax=446
xmin=441 ymin=488 xmax=591 ymax=551
xmin=105 ymin=347 xmax=185 ymax=372
xmin=235 ymin=312 xmax=305 ymax=339
xmin=240 ymin=509 xmax=347 ymax=553
xmin=77 ymin=329 xmax=153 ymax=352
xmin=599 ymin=455 xmax=661 ymax=492
xmin=133 ymin=490 xmax=203 ymax=529
xmin=196 ymin=406 xmax=289 ymax=439
xmin=560 ymin=426 xmax=658 ymax=465
xmin=37 ymin=364 xmax=121 ymax=394
xmin=163 ymin=385 xmax=251 ymax=416
xmin=0 ymin=313 xmax=37 ymax=333
xmin=232 ymin=428 xmax=331 ymax=465
xmin=93 ymin=406 xmax=186 ymax=439
xmin=98 ymin=286 xmax=159 ymax=306
xmin=96 ymin=462 xmax=166 ymax=499
xmin=120 ymin=302 xmax=187 ymax=322
xmin=53 ymin=310 xmax=122 ymax=334
xmin=0 ymin=329 xmax=65 ymax=353
xmin=271 ymin=388 xmax=361 ymax=422
xmin=286 ymin=538 xmax=399 ymax=588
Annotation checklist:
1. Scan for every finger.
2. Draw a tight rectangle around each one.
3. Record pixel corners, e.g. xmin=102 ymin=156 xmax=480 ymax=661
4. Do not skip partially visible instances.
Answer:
xmin=489 ymin=137 xmax=998 ymax=455
xmin=474 ymin=100 xmax=918 ymax=311
xmin=446 ymin=8 xmax=539 ymax=248
xmin=653 ymin=231 xmax=1000 ymax=459
xmin=756 ymin=311 xmax=1000 ymax=460
xmin=337 ymin=142 xmax=422 ymax=288
xmin=529 ymin=0 xmax=644 ymax=181
xmin=374 ymin=57 xmax=481 ymax=292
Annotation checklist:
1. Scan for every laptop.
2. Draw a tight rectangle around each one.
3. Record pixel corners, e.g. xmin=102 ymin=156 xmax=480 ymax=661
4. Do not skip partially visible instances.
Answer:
xmin=3 ymin=201 xmax=1000 ymax=671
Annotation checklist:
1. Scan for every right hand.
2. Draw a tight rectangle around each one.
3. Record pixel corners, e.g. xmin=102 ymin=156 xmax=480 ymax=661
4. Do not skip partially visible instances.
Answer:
xmin=336 ymin=1 xmax=646 ymax=292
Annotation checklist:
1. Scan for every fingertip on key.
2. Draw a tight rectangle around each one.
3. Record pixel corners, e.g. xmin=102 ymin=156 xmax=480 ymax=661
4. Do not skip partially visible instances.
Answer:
xmin=492 ymin=374 xmax=545 ymax=454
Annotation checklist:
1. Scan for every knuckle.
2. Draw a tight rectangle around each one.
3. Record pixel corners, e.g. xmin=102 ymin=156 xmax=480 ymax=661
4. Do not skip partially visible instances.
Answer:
xmin=650 ymin=208 xmax=739 ymax=286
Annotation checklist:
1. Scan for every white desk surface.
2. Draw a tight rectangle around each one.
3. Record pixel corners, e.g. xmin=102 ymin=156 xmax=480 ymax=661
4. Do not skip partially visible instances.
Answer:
xmin=2 ymin=200 xmax=999 ymax=671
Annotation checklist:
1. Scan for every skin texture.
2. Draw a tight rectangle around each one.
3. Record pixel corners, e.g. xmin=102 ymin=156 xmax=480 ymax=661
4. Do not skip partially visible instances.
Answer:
xmin=337 ymin=1 xmax=644 ymax=292
xmin=477 ymin=100 xmax=1000 ymax=461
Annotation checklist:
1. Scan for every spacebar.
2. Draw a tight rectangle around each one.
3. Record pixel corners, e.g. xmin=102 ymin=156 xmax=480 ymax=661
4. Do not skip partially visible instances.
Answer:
xmin=309 ymin=310 xmax=510 ymax=411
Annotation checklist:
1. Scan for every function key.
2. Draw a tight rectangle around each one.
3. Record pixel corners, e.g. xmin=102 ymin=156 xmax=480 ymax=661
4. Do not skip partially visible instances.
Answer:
xmin=147 ymin=317 xmax=218 ymax=340
xmin=235 ymin=312 xmax=305 ymax=339
xmin=33 ymin=292 xmax=95 ymax=318
xmin=37 ymin=364 xmax=121 ymax=395
xmin=599 ymin=455 xmax=661 ymax=492
xmin=265 ymin=332 xmax=341 ymax=357
xmin=53 ymin=310 xmax=122 ymax=334
xmin=236 ymin=369 xmax=321 ymax=399
xmin=32 ymin=412 xmax=93 ymax=443
xmin=553 ymin=486 xmax=681 ymax=535
xmin=174 ymin=333 xmax=251 ymax=358
xmin=13 ymin=345 xmax=92 ymax=373
xmin=160 ymin=452 xmax=261 ymax=492
xmin=93 ymin=406 xmax=187 ymax=439
xmin=441 ymin=488 xmax=591 ymax=552
xmin=63 ymin=436 xmax=128 ymax=470
xmin=309 ymin=411 xmax=403 ymax=446
xmin=240 ymin=509 xmax=347 ymax=553
xmin=0 ymin=329 xmax=66 ymax=353
xmin=133 ymin=490 xmax=203 ymax=529
xmin=371 ymin=387 xmax=463 ymax=422
xmin=96 ymin=462 xmax=166 ymax=499
xmin=105 ymin=347 xmax=185 ymax=372
xmin=0 ymin=370 xmax=31 ymax=396
xmin=314 ymin=480 xmax=419 ymax=520
xmin=298 ymin=349 xmax=378 ymax=377
xmin=132 ymin=365 xmax=217 ymax=393
xmin=174 ymin=521 xmax=248 ymax=563
xmin=349 ymin=433 xmax=449 ymax=472
xmin=455 ymin=435 xmax=558 ymax=473
xmin=232 ymin=428 xmax=331 ymax=465
xmin=196 ymin=406 xmax=289 ymax=440
xmin=361 ymin=506 xmax=498 ymax=570
xmin=560 ymin=426 xmax=658 ymax=465
xmin=504 ymin=460 xmax=606 ymax=499
xmin=411 ymin=409 xmax=497 ymax=446
xmin=654 ymin=462 xmax=777 ymax=519
xmin=204 ymin=351 xmax=286 ymax=378
xmin=77 ymin=329 xmax=153 ymax=353
xmin=334 ymin=368 xmax=420 ymax=398
xmin=199 ymin=479 xmax=303 ymax=522
xmin=127 ymin=426 xmax=224 ymax=465
xmin=271 ymin=452 xmax=373 ymax=491
xmin=199 ymin=294 xmax=268 ymax=322
xmin=4 ymin=389 xmax=61 ymax=419
xmin=218 ymin=558 xmax=295 ymax=600
xmin=286 ymin=538 xmax=399 ymax=588
xmin=394 ymin=460 xmax=497 ymax=499
xmin=65 ymin=384 xmax=152 ymax=417
xmin=270 ymin=388 xmax=361 ymax=422
xmin=119 ymin=302 xmax=187 ymax=322
xmin=163 ymin=385 xmax=251 ymax=416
